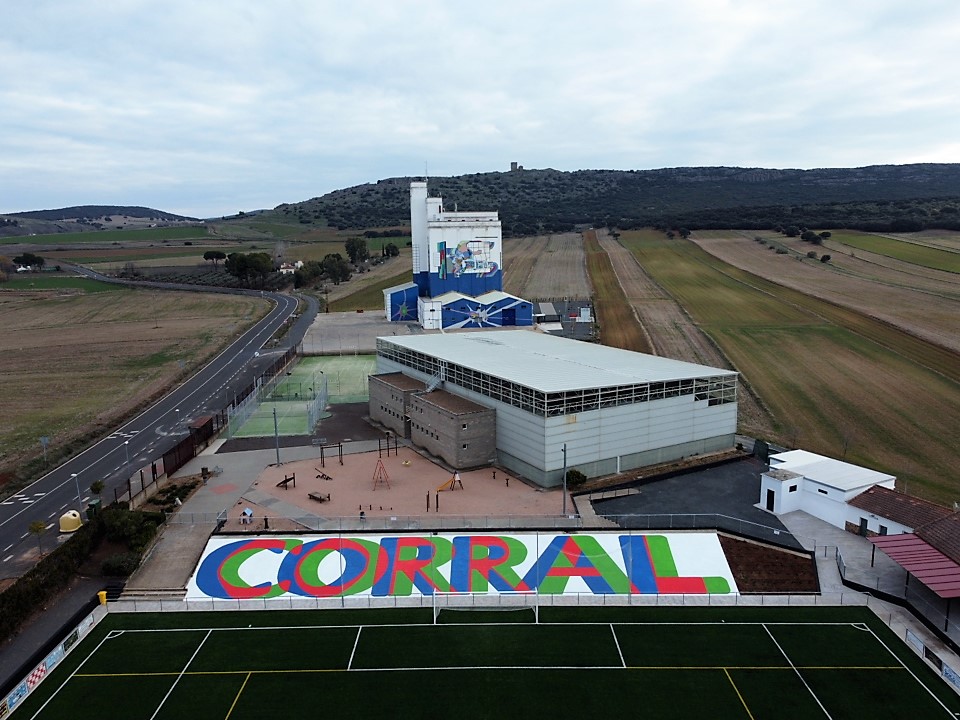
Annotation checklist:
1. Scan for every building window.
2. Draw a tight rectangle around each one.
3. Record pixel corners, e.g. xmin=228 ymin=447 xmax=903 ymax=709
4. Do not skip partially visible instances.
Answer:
xmin=462 ymin=443 xmax=468 ymax=449
xmin=879 ymin=525 xmax=888 ymax=535
xmin=462 ymin=423 xmax=467 ymax=430
xmin=817 ymin=489 xmax=828 ymax=495
xmin=788 ymin=485 xmax=798 ymax=493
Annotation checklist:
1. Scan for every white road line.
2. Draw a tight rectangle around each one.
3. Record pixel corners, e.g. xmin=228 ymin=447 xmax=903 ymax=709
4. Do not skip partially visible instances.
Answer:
xmin=20 ymin=533 xmax=28 ymax=539
xmin=45 ymin=523 xmax=54 ymax=530
xmin=3 ymin=555 xmax=13 ymax=562
xmin=762 ymin=624 xmax=832 ymax=719
xmin=3 ymin=544 xmax=12 ymax=552
xmin=48 ymin=512 xmax=57 ymax=518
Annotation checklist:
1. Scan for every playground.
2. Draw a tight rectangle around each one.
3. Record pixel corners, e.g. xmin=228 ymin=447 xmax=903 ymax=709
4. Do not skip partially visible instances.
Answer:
xmin=230 ymin=355 xmax=376 ymax=438
xmin=14 ymin=606 xmax=960 ymax=719
xmin=220 ymin=445 xmax=567 ymax=531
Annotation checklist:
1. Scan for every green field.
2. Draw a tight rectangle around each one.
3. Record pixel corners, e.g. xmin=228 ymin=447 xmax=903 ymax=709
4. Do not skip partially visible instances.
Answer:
xmin=618 ymin=230 xmax=960 ymax=503
xmin=830 ymin=231 xmax=960 ymax=273
xmin=329 ymin=269 xmax=411 ymax=311
xmin=0 ymin=226 xmax=211 ymax=245
xmin=0 ymin=276 xmax=121 ymax=293
xmin=13 ymin=607 xmax=959 ymax=719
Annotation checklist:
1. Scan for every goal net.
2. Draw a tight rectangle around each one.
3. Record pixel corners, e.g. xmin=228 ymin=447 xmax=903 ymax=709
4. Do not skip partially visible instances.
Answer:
xmin=432 ymin=591 xmax=540 ymax=625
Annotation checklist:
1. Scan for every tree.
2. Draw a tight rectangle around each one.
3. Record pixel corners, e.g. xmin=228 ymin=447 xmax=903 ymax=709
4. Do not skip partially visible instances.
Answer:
xmin=677 ymin=228 xmax=691 ymax=239
xmin=344 ymin=237 xmax=369 ymax=264
xmin=800 ymin=230 xmax=819 ymax=242
xmin=90 ymin=479 xmax=105 ymax=498
xmin=321 ymin=253 xmax=352 ymax=285
xmin=384 ymin=242 xmax=399 ymax=257
xmin=818 ymin=231 xmax=832 ymax=241
xmin=29 ymin=520 xmax=47 ymax=555
xmin=14 ymin=252 xmax=44 ymax=269
xmin=820 ymin=255 xmax=831 ymax=263
xmin=783 ymin=225 xmax=800 ymax=237
xmin=203 ymin=250 xmax=227 ymax=266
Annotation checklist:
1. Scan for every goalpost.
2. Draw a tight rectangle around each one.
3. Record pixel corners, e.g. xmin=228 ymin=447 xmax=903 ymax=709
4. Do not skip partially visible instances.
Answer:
xmin=431 ymin=591 xmax=540 ymax=625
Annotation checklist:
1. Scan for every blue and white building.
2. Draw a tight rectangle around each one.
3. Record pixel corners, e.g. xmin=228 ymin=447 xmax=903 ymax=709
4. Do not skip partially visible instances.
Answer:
xmin=384 ymin=181 xmax=533 ymax=329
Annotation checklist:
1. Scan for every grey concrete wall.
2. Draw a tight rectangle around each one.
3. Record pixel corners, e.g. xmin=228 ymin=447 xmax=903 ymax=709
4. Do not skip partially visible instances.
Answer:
xmin=369 ymin=376 xmax=410 ymax=438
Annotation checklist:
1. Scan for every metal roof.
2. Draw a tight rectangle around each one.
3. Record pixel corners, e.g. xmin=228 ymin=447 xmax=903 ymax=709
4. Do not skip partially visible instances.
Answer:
xmin=870 ymin=534 xmax=960 ymax=599
xmin=378 ymin=329 xmax=736 ymax=392
xmin=769 ymin=451 xmax=895 ymax=492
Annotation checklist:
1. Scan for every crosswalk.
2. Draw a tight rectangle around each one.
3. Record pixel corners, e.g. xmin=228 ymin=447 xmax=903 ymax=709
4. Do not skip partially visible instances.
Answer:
xmin=1 ymin=492 xmax=45 ymax=506
xmin=107 ymin=430 xmax=140 ymax=440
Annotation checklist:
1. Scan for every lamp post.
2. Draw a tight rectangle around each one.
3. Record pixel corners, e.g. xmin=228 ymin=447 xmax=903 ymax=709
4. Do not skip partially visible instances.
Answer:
xmin=71 ymin=473 xmax=82 ymax=510
xmin=124 ymin=440 xmax=130 ymax=465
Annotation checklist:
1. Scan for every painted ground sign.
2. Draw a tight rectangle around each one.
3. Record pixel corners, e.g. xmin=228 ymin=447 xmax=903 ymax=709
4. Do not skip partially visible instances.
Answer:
xmin=186 ymin=532 xmax=738 ymax=600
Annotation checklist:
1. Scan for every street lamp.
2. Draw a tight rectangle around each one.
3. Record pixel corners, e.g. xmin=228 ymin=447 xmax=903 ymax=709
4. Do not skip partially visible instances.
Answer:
xmin=124 ymin=440 xmax=130 ymax=465
xmin=70 ymin=473 xmax=82 ymax=510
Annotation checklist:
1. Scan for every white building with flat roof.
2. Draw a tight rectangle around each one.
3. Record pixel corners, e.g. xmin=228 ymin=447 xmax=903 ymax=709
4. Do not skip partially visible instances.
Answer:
xmin=759 ymin=450 xmax=897 ymax=529
xmin=374 ymin=329 xmax=738 ymax=487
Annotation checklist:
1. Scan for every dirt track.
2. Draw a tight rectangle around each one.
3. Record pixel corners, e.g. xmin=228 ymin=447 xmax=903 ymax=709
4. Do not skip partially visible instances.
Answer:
xmin=595 ymin=231 xmax=771 ymax=435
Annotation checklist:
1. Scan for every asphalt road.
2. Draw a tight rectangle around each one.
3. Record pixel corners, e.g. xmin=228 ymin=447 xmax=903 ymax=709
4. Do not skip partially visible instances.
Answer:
xmin=0 ymin=280 xmax=313 ymax=579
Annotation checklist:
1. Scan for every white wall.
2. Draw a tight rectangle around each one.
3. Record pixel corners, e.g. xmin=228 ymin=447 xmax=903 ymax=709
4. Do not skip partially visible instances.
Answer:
xmin=845 ymin=508 xmax=913 ymax=536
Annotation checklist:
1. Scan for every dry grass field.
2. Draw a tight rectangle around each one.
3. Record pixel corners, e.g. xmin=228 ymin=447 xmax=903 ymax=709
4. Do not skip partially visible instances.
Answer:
xmin=0 ymin=286 xmax=264 ymax=483
xmin=694 ymin=231 xmax=960 ymax=353
xmin=617 ymin=230 xmax=960 ymax=504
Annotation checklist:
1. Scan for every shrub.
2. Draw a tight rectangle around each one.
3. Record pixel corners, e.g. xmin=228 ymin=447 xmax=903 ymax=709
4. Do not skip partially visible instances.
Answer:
xmin=565 ymin=469 xmax=588 ymax=489
xmin=775 ymin=248 xmax=788 ymax=254
xmin=102 ymin=552 xmax=141 ymax=577
xmin=807 ymin=251 xmax=818 ymax=259
xmin=820 ymin=255 xmax=832 ymax=263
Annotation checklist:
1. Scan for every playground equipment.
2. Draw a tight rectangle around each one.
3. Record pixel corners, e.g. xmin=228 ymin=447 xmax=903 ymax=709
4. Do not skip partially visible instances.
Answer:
xmin=315 ymin=468 xmax=333 ymax=480
xmin=372 ymin=459 xmax=391 ymax=490
xmin=436 ymin=471 xmax=464 ymax=492
xmin=276 ymin=473 xmax=296 ymax=489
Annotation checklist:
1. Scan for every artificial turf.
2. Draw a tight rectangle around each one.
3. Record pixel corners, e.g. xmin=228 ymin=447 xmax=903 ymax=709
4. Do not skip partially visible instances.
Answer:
xmin=13 ymin=607 xmax=960 ymax=720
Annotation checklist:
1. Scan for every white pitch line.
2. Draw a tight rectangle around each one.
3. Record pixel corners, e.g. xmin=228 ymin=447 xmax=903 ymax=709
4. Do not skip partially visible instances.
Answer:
xmin=762 ymin=624 xmax=832 ymax=719
xmin=865 ymin=626 xmax=957 ymax=717
xmin=348 ymin=626 xmax=363 ymax=670
xmin=610 ymin=624 xmax=626 ymax=668
xmin=149 ymin=629 xmax=212 ymax=720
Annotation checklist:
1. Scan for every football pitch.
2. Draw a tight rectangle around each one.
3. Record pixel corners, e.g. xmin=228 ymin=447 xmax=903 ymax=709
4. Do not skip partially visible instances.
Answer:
xmin=17 ymin=607 xmax=960 ymax=719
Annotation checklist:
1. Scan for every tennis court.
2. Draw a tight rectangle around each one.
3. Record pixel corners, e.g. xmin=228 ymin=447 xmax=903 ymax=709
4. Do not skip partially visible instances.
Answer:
xmin=16 ymin=607 xmax=960 ymax=719
xmin=231 ymin=355 xmax=375 ymax=438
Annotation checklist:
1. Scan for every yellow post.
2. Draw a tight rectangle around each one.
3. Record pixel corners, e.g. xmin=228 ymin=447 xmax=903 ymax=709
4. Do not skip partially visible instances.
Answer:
xmin=97 ymin=590 xmax=108 ymax=606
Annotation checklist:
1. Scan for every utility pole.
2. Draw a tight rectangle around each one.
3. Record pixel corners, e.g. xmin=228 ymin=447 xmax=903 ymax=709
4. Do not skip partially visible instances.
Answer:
xmin=273 ymin=407 xmax=281 ymax=466
xmin=562 ymin=443 xmax=568 ymax=516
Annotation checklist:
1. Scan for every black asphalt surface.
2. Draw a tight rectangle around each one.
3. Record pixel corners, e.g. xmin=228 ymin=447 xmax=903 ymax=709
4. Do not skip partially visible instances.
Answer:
xmin=593 ymin=456 xmax=803 ymax=550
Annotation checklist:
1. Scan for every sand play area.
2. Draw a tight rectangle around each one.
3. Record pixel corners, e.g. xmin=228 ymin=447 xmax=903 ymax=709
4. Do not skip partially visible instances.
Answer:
xmin=221 ymin=446 xmax=571 ymax=532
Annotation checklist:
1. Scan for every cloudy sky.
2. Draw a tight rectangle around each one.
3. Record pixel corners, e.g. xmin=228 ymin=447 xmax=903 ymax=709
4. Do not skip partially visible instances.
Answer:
xmin=3 ymin=0 xmax=959 ymax=217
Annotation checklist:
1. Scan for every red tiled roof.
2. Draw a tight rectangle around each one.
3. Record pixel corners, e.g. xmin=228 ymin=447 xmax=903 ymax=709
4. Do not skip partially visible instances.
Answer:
xmin=870 ymin=533 xmax=960 ymax=599
xmin=848 ymin=486 xmax=952 ymax=531
xmin=915 ymin=513 xmax=960 ymax=566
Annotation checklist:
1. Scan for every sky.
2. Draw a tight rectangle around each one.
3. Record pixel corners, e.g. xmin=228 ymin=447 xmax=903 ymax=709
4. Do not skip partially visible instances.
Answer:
xmin=3 ymin=0 xmax=960 ymax=218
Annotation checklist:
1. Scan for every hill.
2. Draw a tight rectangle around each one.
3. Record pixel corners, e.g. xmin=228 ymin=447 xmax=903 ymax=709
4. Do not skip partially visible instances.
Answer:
xmin=270 ymin=164 xmax=960 ymax=234
xmin=0 ymin=205 xmax=199 ymax=238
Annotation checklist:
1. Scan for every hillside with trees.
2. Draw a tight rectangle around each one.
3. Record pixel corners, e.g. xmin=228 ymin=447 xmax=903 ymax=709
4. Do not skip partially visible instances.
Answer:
xmin=271 ymin=164 xmax=960 ymax=235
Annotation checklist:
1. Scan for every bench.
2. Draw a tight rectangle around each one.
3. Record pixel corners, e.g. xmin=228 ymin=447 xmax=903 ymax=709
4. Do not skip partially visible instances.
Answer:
xmin=308 ymin=492 xmax=331 ymax=503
